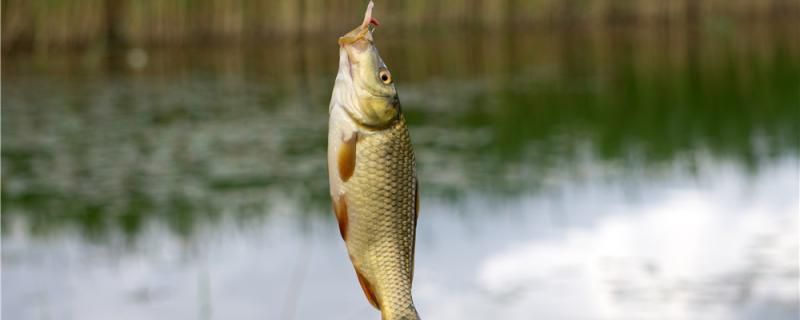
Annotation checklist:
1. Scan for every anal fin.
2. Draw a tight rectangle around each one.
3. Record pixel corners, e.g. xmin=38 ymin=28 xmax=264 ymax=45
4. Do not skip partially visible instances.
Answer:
xmin=354 ymin=268 xmax=380 ymax=310
xmin=332 ymin=195 xmax=349 ymax=240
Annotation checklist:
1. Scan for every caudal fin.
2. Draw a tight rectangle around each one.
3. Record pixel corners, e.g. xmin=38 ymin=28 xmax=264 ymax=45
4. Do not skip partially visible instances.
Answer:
xmin=381 ymin=304 xmax=420 ymax=320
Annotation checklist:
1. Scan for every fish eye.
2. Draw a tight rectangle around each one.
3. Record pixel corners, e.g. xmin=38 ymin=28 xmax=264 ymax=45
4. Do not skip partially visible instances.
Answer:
xmin=378 ymin=69 xmax=392 ymax=84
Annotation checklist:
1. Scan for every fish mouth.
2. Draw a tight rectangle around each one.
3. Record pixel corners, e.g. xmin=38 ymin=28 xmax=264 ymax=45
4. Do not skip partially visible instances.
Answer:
xmin=338 ymin=1 xmax=379 ymax=47
xmin=338 ymin=27 xmax=371 ymax=48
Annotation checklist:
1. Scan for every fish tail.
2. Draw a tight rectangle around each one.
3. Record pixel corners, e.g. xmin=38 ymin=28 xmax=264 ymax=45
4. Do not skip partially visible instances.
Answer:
xmin=381 ymin=304 xmax=420 ymax=320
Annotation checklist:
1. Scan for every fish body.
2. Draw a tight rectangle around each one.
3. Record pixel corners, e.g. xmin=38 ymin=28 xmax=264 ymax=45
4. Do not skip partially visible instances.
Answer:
xmin=327 ymin=2 xmax=420 ymax=320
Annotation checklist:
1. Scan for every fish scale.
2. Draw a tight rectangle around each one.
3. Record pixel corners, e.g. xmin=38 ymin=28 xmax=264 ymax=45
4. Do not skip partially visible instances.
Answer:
xmin=344 ymin=115 xmax=418 ymax=320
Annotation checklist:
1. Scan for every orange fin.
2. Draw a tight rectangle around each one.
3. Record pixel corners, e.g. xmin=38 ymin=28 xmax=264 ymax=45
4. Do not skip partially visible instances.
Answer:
xmin=338 ymin=133 xmax=357 ymax=182
xmin=355 ymin=268 xmax=380 ymax=310
xmin=332 ymin=196 xmax=349 ymax=240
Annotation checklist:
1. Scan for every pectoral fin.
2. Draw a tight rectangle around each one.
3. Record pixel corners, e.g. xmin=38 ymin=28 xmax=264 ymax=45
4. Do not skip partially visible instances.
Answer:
xmin=337 ymin=133 xmax=357 ymax=182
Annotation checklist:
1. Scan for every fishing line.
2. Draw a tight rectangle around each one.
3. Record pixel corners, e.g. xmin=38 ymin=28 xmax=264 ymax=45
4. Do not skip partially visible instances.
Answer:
xmin=278 ymin=228 xmax=315 ymax=320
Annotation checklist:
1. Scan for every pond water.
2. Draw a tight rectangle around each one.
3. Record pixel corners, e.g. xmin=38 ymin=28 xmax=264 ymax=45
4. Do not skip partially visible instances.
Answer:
xmin=3 ymin=27 xmax=799 ymax=320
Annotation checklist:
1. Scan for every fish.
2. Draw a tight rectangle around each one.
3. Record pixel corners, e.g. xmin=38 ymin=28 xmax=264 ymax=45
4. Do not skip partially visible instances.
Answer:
xmin=327 ymin=2 xmax=421 ymax=320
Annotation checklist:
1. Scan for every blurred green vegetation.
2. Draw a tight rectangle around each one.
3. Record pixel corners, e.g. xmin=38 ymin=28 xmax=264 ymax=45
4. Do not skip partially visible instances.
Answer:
xmin=2 ymin=0 xmax=799 ymax=52
xmin=2 ymin=25 xmax=798 ymax=240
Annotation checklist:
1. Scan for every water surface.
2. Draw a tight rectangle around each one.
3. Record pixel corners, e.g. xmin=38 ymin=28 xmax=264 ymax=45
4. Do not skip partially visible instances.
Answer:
xmin=3 ymin=28 xmax=799 ymax=320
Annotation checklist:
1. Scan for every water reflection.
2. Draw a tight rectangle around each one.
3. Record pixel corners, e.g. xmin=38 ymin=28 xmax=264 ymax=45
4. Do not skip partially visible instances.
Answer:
xmin=474 ymin=158 xmax=797 ymax=319
xmin=2 ymin=28 xmax=799 ymax=319
xmin=3 ymin=158 xmax=796 ymax=320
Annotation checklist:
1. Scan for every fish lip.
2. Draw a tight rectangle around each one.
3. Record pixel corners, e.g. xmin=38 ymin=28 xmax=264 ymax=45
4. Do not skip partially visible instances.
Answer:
xmin=338 ymin=29 xmax=370 ymax=46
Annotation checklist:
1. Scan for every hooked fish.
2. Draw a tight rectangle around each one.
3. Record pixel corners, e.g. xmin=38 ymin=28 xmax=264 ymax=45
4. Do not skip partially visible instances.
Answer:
xmin=327 ymin=2 xmax=421 ymax=320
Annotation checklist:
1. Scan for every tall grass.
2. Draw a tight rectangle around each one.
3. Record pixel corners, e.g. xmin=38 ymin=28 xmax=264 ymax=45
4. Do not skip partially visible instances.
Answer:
xmin=2 ymin=0 xmax=799 ymax=52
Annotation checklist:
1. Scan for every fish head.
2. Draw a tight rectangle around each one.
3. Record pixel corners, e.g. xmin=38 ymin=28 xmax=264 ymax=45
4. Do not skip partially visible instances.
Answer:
xmin=333 ymin=1 xmax=399 ymax=128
